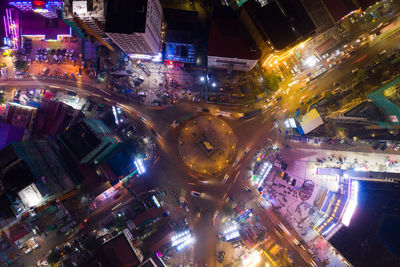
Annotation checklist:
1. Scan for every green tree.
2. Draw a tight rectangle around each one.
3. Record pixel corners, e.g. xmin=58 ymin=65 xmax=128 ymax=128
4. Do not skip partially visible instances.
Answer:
xmin=355 ymin=69 xmax=367 ymax=81
xmin=14 ymin=59 xmax=27 ymax=71
xmin=81 ymin=234 xmax=98 ymax=251
xmin=0 ymin=92 xmax=5 ymax=105
xmin=113 ymin=214 xmax=126 ymax=230
xmin=263 ymin=71 xmax=281 ymax=92
xmin=47 ymin=250 xmax=61 ymax=264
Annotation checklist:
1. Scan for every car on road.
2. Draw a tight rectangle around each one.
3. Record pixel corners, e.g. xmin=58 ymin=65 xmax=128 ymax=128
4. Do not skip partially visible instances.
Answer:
xmin=257 ymin=201 xmax=266 ymax=209
xmin=150 ymin=127 xmax=160 ymax=138
xmin=233 ymin=156 xmax=241 ymax=167
xmin=217 ymin=251 xmax=225 ymax=263
xmin=379 ymin=50 xmax=387 ymax=56
xmin=352 ymin=68 xmax=359 ymax=74
xmin=190 ymin=190 xmax=202 ymax=197
xmin=137 ymin=60 xmax=151 ymax=76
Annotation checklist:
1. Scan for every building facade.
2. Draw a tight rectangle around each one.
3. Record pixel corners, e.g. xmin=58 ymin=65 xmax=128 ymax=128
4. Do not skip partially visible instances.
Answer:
xmin=63 ymin=0 xmax=163 ymax=56
xmin=105 ymin=0 xmax=163 ymax=56
xmin=164 ymin=8 xmax=198 ymax=65
xmin=62 ymin=0 xmax=112 ymax=49
xmin=207 ymin=10 xmax=261 ymax=72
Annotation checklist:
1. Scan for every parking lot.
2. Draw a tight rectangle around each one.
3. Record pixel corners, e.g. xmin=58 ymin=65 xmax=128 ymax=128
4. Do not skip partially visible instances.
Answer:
xmin=28 ymin=38 xmax=83 ymax=80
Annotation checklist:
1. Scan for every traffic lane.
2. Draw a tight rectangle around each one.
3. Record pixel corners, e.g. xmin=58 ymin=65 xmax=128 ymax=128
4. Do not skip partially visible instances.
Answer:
xmin=224 ymin=139 xmax=317 ymax=266
xmin=278 ymin=30 xmax=400 ymax=113
xmin=192 ymin=212 xmax=218 ymax=267
xmin=249 ymin=202 xmax=317 ymax=267
xmin=81 ymin=187 xmax=134 ymax=232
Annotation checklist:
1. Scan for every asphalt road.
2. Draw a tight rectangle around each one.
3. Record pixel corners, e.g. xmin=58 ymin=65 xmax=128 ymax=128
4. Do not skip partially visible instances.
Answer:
xmin=2 ymin=22 xmax=400 ymax=265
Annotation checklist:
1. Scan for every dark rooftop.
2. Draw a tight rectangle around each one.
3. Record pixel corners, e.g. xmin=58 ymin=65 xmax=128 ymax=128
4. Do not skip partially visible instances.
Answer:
xmin=142 ymin=223 xmax=174 ymax=255
xmin=105 ymin=0 xmax=147 ymax=34
xmin=96 ymin=233 xmax=140 ymax=267
xmin=0 ymin=145 xmax=34 ymax=194
xmin=243 ymin=0 xmax=315 ymax=50
xmin=208 ymin=14 xmax=260 ymax=60
xmin=60 ymin=120 xmax=101 ymax=161
xmin=21 ymin=11 xmax=71 ymax=40
xmin=164 ymin=8 xmax=198 ymax=44
xmin=0 ymin=123 xmax=25 ymax=150
xmin=32 ymin=99 xmax=76 ymax=138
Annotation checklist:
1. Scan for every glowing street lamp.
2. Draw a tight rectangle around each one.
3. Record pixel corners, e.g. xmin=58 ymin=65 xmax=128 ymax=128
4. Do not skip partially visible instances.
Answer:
xmin=171 ymin=230 xmax=194 ymax=251
xmin=200 ymin=76 xmax=205 ymax=82
xmin=211 ymin=82 xmax=216 ymax=87
xmin=223 ymin=222 xmax=240 ymax=241
xmin=134 ymin=158 xmax=146 ymax=175
xmin=242 ymin=251 xmax=262 ymax=267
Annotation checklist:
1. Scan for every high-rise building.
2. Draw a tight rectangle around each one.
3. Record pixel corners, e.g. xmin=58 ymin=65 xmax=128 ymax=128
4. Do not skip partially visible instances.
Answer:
xmin=59 ymin=119 xmax=121 ymax=164
xmin=62 ymin=0 xmax=107 ymax=38
xmin=104 ymin=0 xmax=163 ymax=56
xmin=301 ymin=0 xmax=336 ymax=33
xmin=62 ymin=0 xmax=163 ymax=56
xmin=241 ymin=0 xmax=316 ymax=51
xmin=164 ymin=8 xmax=198 ymax=65
xmin=322 ymin=0 xmax=357 ymax=22
xmin=0 ymin=139 xmax=77 ymax=209
xmin=208 ymin=7 xmax=261 ymax=72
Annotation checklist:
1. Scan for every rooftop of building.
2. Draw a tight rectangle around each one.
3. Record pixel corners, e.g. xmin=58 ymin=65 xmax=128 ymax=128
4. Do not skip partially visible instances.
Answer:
xmin=0 ymin=123 xmax=25 ymax=150
xmin=132 ymin=206 xmax=165 ymax=228
xmin=105 ymin=0 xmax=147 ymax=34
xmin=63 ymin=0 xmax=106 ymax=20
xmin=208 ymin=8 xmax=260 ymax=60
xmin=164 ymin=8 xmax=198 ymax=44
xmin=0 ymin=144 xmax=35 ymax=194
xmin=32 ymin=99 xmax=77 ymax=138
xmin=4 ymin=102 xmax=37 ymax=129
xmin=0 ymin=139 xmax=76 ymax=195
xmin=59 ymin=119 xmax=106 ymax=161
xmin=142 ymin=223 xmax=174 ymax=255
xmin=243 ymin=0 xmax=315 ymax=50
xmin=95 ymin=232 xmax=140 ymax=267
xmin=21 ymin=11 xmax=71 ymax=40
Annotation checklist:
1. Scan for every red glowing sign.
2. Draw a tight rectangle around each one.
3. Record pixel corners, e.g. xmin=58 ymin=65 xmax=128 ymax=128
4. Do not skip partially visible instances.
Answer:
xmin=32 ymin=1 xmax=46 ymax=9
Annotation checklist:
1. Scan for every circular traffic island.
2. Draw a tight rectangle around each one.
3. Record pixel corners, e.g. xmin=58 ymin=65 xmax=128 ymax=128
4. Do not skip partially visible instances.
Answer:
xmin=178 ymin=116 xmax=237 ymax=176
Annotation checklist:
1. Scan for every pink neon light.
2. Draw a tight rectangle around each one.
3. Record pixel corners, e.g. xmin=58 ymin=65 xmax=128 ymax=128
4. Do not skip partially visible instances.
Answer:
xmin=3 ymin=16 xmax=8 ymax=38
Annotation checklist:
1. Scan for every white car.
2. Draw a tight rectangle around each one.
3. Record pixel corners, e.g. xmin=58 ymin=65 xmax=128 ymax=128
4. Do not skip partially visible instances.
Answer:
xmin=351 ymin=68 xmax=359 ymax=74
xmin=379 ymin=50 xmax=387 ymax=56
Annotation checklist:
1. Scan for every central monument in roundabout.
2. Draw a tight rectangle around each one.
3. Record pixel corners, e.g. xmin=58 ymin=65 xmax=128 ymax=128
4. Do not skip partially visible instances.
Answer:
xmin=178 ymin=115 xmax=237 ymax=176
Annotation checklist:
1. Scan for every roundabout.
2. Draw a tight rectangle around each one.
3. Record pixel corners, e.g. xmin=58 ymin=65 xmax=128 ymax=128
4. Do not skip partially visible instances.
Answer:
xmin=178 ymin=115 xmax=237 ymax=176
